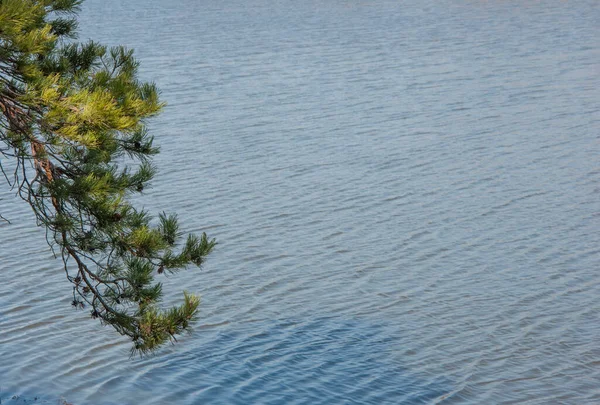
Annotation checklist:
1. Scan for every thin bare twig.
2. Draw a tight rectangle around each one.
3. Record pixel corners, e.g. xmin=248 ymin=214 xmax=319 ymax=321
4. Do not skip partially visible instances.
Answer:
xmin=0 ymin=213 xmax=10 ymax=223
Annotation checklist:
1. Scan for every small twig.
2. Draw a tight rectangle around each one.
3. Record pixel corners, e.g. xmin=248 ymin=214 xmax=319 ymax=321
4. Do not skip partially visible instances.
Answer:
xmin=0 ymin=159 xmax=12 ymax=187
xmin=0 ymin=213 xmax=10 ymax=224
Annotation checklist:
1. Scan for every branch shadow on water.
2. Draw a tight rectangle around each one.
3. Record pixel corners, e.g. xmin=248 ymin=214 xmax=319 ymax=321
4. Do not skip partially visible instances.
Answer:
xmin=130 ymin=316 xmax=451 ymax=405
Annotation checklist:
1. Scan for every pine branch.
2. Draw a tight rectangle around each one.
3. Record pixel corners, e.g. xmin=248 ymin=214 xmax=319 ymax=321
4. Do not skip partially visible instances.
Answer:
xmin=0 ymin=0 xmax=216 ymax=354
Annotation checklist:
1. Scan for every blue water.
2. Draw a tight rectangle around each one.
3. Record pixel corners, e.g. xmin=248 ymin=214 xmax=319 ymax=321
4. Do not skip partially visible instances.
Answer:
xmin=127 ymin=319 xmax=448 ymax=405
xmin=1 ymin=0 xmax=599 ymax=403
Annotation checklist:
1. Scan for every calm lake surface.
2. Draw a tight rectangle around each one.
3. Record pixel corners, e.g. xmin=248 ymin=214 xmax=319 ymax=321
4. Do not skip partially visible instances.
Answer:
xmin=1 ymin=0 xmax=599 ymax=403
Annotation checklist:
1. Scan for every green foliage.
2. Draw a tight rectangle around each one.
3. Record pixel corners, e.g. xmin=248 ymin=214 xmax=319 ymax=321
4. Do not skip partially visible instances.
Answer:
xmin=0 ymin=0 xmax=216 ymax=355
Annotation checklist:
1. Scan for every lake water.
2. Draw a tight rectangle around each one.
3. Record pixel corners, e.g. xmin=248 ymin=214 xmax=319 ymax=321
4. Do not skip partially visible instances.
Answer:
xmin=1 ymin=0 xmax=599 ymax=403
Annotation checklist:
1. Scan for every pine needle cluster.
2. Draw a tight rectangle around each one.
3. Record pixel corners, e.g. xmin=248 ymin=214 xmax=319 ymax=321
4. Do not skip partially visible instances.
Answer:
xmin=0 ymin=0 xmax=216 ymax=355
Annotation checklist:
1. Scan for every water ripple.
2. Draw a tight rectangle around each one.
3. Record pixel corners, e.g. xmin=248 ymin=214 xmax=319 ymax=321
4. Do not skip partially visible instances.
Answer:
xmin=1 ymin=0 xmax=600 ymax=404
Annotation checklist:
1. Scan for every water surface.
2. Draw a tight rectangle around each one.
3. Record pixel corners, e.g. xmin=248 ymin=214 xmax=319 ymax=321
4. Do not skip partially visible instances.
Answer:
xmin=1 ymin=0 xmax=599 ymax=403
